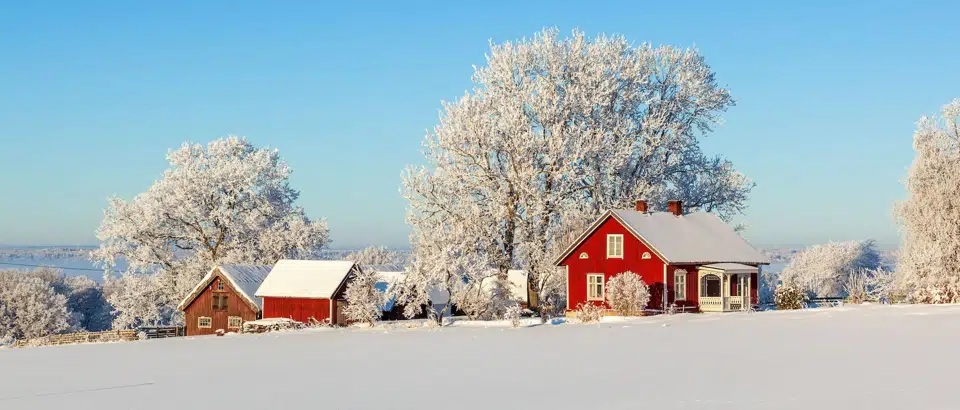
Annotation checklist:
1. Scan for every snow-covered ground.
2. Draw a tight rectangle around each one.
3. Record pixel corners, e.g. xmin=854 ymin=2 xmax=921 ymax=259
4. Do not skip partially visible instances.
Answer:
xmin=1 ymin=304 xmax=958 ymax=410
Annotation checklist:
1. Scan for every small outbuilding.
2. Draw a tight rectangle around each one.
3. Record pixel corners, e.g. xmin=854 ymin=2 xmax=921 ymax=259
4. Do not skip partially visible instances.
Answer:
xmin=255 ymin=260 xmax=360 ymax=326
xmin=177 ymin=264 xmax=273 ymax=336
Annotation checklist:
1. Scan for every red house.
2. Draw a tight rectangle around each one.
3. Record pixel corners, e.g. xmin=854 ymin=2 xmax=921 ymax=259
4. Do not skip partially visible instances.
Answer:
xmin=177 ymin=264 xmax=272 ymax=336
xmin=255 ymin=260 xmax=359 ymax=326
xmin=554 ymin=200 xmax=770 ymax=314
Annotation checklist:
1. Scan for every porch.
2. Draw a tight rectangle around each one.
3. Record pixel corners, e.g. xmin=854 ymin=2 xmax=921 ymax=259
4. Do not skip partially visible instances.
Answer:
xmin=697 ymin=263 xmax=757 ymax=312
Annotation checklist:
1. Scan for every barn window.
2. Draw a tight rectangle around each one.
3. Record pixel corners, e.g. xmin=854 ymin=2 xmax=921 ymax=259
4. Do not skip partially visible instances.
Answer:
xmin=675 ymin=270 xmax=687 ymax=301
xmin=641 ymin=252 xmax=651 ymax=260
xmin=606 ymin=235 xmax=623 ymax=258
xmin=216 ymin=280 xmax=224 ymax=291
xmin=213 ymin=294 xmax=229 ymax=311
xmin=198 ymin=317 xmax=212 ymax=328
xmin=579 ymin=252 xmax=588 ymax=259
xmin=228 ymin=316 xmax=242 ymax=329
xmin=587 ymin=274 xmax=604 ymax=300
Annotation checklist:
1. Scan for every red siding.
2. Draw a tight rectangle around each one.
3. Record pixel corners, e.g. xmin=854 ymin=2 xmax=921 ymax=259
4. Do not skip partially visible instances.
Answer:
xmin=561 ymin=216 xmax=668 ymax=312
xmin=262 ymin=297 xmax=333 ymax=324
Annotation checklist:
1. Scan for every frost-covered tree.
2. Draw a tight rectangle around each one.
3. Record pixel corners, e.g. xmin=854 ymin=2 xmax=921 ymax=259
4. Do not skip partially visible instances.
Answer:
xmin=779 ymin=240 xmax=881 ymax=298
xmin=93 ymin=136 xmax=330 ymax=327
xmin=895 ymin=99 xmax=960 ymax=303
xmin=0 ymin=275 xmax=72 ymax=340
xmin=346 ymin=246 xmax=404 ymax=266
xmin=402 ymin=28 xmax=751 ymax=312
xmin=605 ymin=271 xmax=651 ymax=316
xmin=0 ymin=268 xmax=112 ymax=335
xmin=343 ymin=269 xmax=384 ymax=326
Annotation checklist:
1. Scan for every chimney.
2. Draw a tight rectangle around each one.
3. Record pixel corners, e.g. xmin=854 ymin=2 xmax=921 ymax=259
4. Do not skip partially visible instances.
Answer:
xmin=667 ymin=200 xmax=683 ymax=216
xmin=635 ymin=200 xmax=648 ymax=213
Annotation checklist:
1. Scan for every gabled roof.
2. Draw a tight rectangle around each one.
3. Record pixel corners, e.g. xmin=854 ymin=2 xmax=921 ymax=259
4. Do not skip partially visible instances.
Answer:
xmin=699 ymin=263 xmax=759 ymax=274
xmin=176 ymin=264 xmax=272 ymax=312
xmin=255 ymin=260 xmax=358 ymax=299
xmin=554 ymin=209 xmax=770 ymax=266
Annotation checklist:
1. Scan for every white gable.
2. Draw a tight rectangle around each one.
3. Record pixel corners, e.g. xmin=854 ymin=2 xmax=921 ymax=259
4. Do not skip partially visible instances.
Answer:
xmin=255 ymin=260 xmax=357 ymax=299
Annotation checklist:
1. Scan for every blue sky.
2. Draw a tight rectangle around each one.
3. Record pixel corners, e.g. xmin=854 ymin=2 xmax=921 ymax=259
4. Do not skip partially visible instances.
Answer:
xmin=1 ymin=1 xmax=957 ymax=249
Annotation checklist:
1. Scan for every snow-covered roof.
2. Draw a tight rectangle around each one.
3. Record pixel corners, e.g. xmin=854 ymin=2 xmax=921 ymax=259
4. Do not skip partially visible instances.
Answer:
xmin=555 ymin=209 xmax=770 ymax=266
xmin=255 ymin=260 xmax=358 ymax=299
xmin=699 ymin=263 xmax=760 ymax=273
xmin=176 ymin=264 xmax=273 ymax=312
xmin=480 ymin=270 xmax=529 ymax=303
xmin=361 ymin=263 xmax=407 ymax=274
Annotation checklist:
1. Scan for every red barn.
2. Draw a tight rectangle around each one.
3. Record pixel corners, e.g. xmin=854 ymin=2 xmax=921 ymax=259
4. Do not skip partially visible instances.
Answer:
xmin=177 ymin=264 xmax=272 ymax=336
xmin=554 ymin=200 xmax=770 ymax=315
xmin=255 ymin=260 xmax=359 ymax=326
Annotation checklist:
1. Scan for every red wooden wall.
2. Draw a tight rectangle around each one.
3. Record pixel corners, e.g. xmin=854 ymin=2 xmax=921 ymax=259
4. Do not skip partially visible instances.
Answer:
xmin=561 ymin=216 xmax=669 ymax=311
xmin=263 ymin=297 xmax=345 ymax=325
xmin=182 ymin=273 xmax=258 ymax=336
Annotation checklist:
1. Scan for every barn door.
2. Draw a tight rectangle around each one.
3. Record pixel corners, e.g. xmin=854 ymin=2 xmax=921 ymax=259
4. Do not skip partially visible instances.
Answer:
xmin=336 ymin=301 xmax=347 ymax=326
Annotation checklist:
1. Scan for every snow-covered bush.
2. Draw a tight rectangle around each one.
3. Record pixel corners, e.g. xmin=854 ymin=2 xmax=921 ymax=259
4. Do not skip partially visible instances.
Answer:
xmin=505 ymin=303 xmax=523 ymax=328
xmin=895 ymin=99 xmax=960 ymax=303
xmin=575 ymin=303 xmax=604 ymax=323
xmin=758 ymin=269 xmax=780 ymax=304
xmin=402 ymin=28 xmax=753 ymax=320
xmin=605 ymin=271 xmax=650 ymax=316
xmin=779 ymin=240 xmax=881 ymax=298
xmin=93 ymin=137 xmax=330 ymax=327
xmin=774 ymin=284 xmax=806 ymax=310
xmin=0 ymin=276 xmax=72 ymax=340
xmin=343 ymin=269 xmax=384 ymax=326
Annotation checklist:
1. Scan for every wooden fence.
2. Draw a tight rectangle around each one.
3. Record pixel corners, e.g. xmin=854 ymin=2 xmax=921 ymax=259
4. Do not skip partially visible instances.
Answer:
xmin=13 ymin=329 xmax=139 ymax=348
xmin=139 ymin=326 xmax=186 ymax=339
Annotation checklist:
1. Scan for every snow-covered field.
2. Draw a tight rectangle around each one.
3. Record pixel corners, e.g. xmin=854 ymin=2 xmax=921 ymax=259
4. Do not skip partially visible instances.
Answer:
xmin=2 ymin=304 xmax=958 ymax=410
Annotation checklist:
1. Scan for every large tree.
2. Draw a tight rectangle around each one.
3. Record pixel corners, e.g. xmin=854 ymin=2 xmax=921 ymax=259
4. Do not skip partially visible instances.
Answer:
xmin=778 ymin=240 xmax=881 ymax=298
xmin=895 ymin=99 xmax=960 ymax=303
xmin=93 ymin=136 xmax=330 ymax=327
xmin=398 ymin=28 xmax=752 ymax=313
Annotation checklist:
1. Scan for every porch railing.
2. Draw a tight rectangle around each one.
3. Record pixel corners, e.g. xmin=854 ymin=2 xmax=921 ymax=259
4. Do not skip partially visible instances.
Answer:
xmin=724 ymin=296 xmax=748 ymax=311
xmin=700 ymin=297 xmax=723 ymax=312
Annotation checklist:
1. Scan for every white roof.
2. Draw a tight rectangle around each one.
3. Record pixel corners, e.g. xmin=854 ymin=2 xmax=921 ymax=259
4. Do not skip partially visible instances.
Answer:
xmin=610 ymin=210 xmax=770 ymax=264
xmin=255 ymin=260 xmax=357 ymax=299
xmin=177 ymin=264 xmax=272 ymax=312
xmin=700 ymin=263 xmax=759 ymax=273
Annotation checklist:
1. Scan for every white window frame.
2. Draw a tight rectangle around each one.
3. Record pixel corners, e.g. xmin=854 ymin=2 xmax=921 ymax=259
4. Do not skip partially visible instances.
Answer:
xmin=198 ymin=316 xmax=212 ymax=328
xmin=606 ymin=234 xmax=624 ymax=258
xmin=587 ymin=274 xmax=604 ymax=301
xmin=641 ymin=252 xmax=651 ymax=259
xmin=216 ymin=280 xmax=224 ymax=291
xmin=674 ymin=271 xmax=687 ymax=301
xmin=227 ymin=316 xmax=242 ymax=329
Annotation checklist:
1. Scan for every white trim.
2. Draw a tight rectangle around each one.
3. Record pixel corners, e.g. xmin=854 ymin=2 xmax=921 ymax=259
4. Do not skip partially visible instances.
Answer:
xmin=198 ymin=316 xmax=212 ymax=329
xmin=565 ymin=265 xmax=570 ymax=311
xmin=641 ymin=252 xmax=651 ymax=259
xmin=587 ymin=274 xmax=604 ymax=301
xmin=579 ymin=252 xmax=589 ymax=259
xmin=227 ymin=316 xmax=242 ymax=329
xmin=662 ymin=264 xmax=667 ymax=311
xmin=606 ymin=234 xmax=624 ymax=258
xmin=674 ymin=270 xmax=687 ymax=301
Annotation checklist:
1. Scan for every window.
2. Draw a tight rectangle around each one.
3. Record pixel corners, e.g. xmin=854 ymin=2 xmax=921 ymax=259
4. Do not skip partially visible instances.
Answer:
xmin=228 ymin=316 xmax=242 ymax=329
xmin=198 ymin=317 xmax=212 ymax=328
xmin=641 ymin=252 xmax=651 ymax=260
xmin=579 ymin=252 xmax=589 ymax=259
xmin=213 ymin=294 xmax=229 ymax=311
xmin=674 ymin=271 xmax=687 ymax=301
xmin=216 ymin=280 xmax=224 ymax=291
xmin=700 ymin=274 xmax=721 ymax=297
xmin=587 ymin=274 xmax=604 ymax=301
xmin=606 ymin=235 xmax=623 ymax=258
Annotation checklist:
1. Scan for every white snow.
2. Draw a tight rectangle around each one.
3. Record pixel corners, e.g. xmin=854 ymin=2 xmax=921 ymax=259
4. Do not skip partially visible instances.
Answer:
xmin=1 ymin=304 xmax=958 ymax=409
xmin=700 ymin=262 xmax=759 ymax=273
xmin=608 ymin=209 xmax=770 ymax=264
xmin=177 ymin=265 xmax=272 ymax=311
xmin=255 ymin=259 xmax=357 ymax=299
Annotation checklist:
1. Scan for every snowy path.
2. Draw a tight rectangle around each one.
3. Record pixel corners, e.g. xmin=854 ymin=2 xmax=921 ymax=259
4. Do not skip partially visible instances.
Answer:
xmin=2 ymin=304 xmax=960 ymax=410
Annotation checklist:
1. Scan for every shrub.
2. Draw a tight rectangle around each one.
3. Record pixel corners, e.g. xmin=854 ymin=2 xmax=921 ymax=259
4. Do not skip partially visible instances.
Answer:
xmin=505 ymin=303 xmax=523 ymax=328
xmin=605 ymin=271 xmax=651 ymax=316
xmin=575 ymin=303 xmax=604 ymax=323
xmin=774 ymin=284 xmax=806 ymax=310
xmin=844 ymin=270 xmax=869 ymax=304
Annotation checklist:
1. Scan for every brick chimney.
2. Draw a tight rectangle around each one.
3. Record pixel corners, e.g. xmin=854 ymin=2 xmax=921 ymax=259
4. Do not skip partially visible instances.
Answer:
xmin=667 ymin=200 xmax=683 ymax=216
xmin=635 ymin=200 xmax=648 ymax=213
